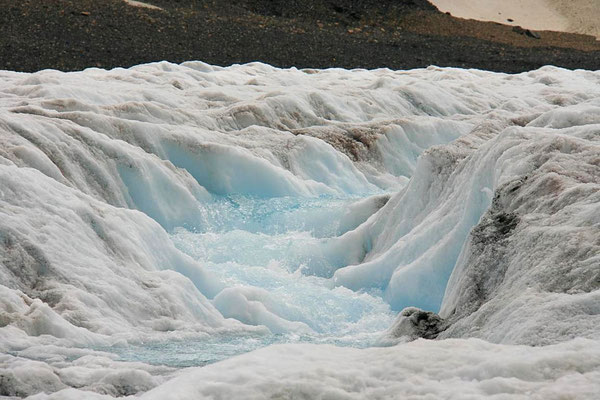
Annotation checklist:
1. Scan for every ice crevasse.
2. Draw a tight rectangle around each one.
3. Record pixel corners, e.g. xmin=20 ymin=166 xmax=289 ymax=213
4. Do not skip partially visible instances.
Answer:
xmin=0 ymin=62 xmax=599 ymax=399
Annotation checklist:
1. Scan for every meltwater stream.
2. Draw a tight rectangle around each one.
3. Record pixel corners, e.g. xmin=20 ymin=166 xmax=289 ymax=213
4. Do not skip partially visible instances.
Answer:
xmin=107 ymin=194 xmax=396 ymax=367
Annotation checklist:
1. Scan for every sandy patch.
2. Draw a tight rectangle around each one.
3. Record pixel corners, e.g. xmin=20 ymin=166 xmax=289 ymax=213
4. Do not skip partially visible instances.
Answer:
xmin=548 ymin=0 xmax=600 ymax=39
xmin=123 ymin=0 xmax=163 ymax=11
xmin=429 ymin=0 xmax=600 ymax=39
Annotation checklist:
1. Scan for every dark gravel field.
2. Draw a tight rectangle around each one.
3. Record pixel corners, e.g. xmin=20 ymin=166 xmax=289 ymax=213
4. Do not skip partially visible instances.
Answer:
xmin=2 ymin=0 xmax=599 ymax=73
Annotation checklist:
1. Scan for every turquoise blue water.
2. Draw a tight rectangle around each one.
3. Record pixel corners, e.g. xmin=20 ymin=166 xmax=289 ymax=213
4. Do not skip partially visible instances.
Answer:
xmin=107 ymin=195 xmax=395 ymax=367
xmin=105 ymin=331 xmax=388 ymax=368
xmin=187 ymin=195 xmax=373 ymax=237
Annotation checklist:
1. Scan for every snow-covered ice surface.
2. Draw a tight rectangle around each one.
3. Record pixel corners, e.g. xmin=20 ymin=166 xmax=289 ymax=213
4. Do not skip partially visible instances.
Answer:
xmin=0 ymin=61 xmax=599 ymax=398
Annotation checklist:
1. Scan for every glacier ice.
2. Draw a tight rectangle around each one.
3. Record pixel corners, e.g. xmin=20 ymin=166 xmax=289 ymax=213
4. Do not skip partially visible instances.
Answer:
xmin=0 ymin=62 xmax=599 ymax=398
xmin=439 ymin=126 xmax=600 ymax=344
xmin=135 ymin=339 xmax=600 ymax=400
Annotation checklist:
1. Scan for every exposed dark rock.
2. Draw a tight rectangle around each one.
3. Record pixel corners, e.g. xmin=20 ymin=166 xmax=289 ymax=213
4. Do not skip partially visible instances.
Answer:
xmin=0 ymin=372 xmax=23 ymax=398
xmin=385 ymin=307 xmax=447 ymax=341
xmin=513 ymin=26 xmax=541 ymax=39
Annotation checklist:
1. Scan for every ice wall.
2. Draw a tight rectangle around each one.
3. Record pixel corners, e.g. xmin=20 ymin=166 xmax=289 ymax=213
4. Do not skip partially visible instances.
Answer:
xmin=366 ymin=105 xmax=600 ymax=345
xmin=438 ymin=112 xmax=600 ymax=344
xmin=331 ymin=68 xmax=600 ymax=317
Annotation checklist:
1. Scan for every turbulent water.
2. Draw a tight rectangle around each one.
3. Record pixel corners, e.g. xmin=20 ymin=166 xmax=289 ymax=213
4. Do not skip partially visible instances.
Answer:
xmin=0 ymin=62 xmax=599 ymax=399
xmin=106 ymin=194 xmax=398 ymax=367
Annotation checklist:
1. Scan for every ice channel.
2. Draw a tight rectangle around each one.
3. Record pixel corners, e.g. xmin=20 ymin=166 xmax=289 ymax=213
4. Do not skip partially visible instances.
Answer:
xmin=4 ymin=63 xmax=599 ymax=398
xmin=101 ymin=194 xmax=396 ymax=367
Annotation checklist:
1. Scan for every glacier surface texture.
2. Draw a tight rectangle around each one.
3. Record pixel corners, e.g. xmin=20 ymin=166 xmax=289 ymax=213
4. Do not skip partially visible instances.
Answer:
xmin=0 ymin=62 xmax=599 ymax=399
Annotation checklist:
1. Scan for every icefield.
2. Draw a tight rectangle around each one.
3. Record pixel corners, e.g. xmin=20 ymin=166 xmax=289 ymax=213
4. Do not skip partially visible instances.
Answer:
xmin=0 ymin=61 xmax=599 ymax=399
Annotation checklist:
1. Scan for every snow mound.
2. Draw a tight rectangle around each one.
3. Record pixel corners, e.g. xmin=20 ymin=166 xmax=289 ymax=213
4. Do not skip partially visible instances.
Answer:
xmin=134 ymin=339 xmax=600 ymax=399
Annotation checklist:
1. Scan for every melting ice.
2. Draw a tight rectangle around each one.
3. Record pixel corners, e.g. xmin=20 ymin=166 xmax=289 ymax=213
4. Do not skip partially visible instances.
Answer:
xmin=1 ymin=62 xmax=599 ymax=399
xmin=107 ymin=194 xmax=398 ymax=367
